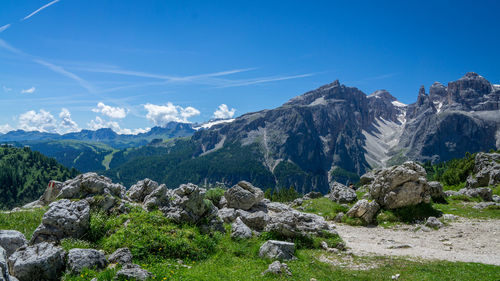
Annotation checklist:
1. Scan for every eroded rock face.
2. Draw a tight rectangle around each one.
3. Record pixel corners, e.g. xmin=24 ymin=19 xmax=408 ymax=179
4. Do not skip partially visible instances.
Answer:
xmin=8 ymin=242 xmax=66 ymax=281
xmin=67 ymin=249 xmax=107 ymax=274
xmin=0 ymin=231 xmax=27 ymax=258
xmin=224 ymin=181 xmax=264 ymax=210
xmin=328 ymin=182 xmax=357 ymax=203
xmin=57 ymin=173 xmax=126 ymax=200
xmin=30 ymin=199 xmax=90 ymax=244
xmin=127 ymin=179 xmax=159 ymax=203
xmin=346 ymin=199 xmax=380 ymax=224
xmin=239 ymin=211 xmax=269 ymax=231
xmin=369 ymin=162 xmax=432 ymax=209
xmin=259 ymin=240 xmax=295 ymax=260
xmin=466 ymin=152 xmax=500 ymax=188
xmin=108 ymin=248 xmax=132 ymax=265
xmin=458 ymin=187 xmax=492 ymax=201
xmin=1 ymin=246 xmax=10 ymax=281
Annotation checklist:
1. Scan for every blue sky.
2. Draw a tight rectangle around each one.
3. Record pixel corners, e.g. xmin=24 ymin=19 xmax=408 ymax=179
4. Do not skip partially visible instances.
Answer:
xmin=1 ymin=0 xmax=499 ymax=134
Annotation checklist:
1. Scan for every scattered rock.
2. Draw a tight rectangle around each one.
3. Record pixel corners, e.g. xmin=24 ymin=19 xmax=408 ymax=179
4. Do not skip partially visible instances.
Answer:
xmin=239 ymin=211 xmax=269 ymax=231
xmin=473 ymin=202 xmax=500 ymax=209
xmin=359 ymin=171 xmax=376 ymax=185
xmin=0 ymin=231 xmax=27 ymax=258
xmin=465 ymin=152 xmax=500 ymax=188
xmin=39 ymin=180 xmax=64 ymax=205
xmin=346 ymin=199 xmax=380 ymax=224
xmin=85 ymin=194 xmax=119 ymax=213
xmin=114 ymin=264 xmax=152 ymax=281
xmin=224 ymin=181 xmax=264 ymax=210
xmin=442 ymin=214 xmax=458 ymax=221
xmin=392 ymin=273 xmax=401 ymax=280
xmin=218 ymin=208 xmax=237 ymax=223
xmin=30 ymin=199 xmax=90 ymax=244
xmin=264 ymin=208 xmax=337 ymax=238
xmin=458 ymin=187 xmax=493 ymax=201
xmin=303 ymin=192 xmax=323 ymax=200
xmin=108 ymin=248 xmax=133 ymax=265
xmin=67 ymin=249 xmax=107 ymax=274
xmin=231 ymin=218 xmax=252 ymax=239
xmin=8 ymin=242 xmax=66 ymax=281
xmin=328 ymin=182 xmax=357 ymax=203
xmin=428 ymin=181 xmax=445 ymax=200
xmin=262 ymin=261 xmax=292 ymax=276
xmin=333 ymin=212 xmax=344 ymax=223
xmin=493 ymin=195 xmax=500 ymax=203
xmin=259 ymin=240 xmax=295 ymax=260
xmin=127 ymin=178 xmax=158 ymax=203
xmin=369 ymin=162 xmax=432 ymax=209
xmin=444 ymin=190 xmax=460 ymax=197
xmin=425 ymin=217 xmax=444 ymax=229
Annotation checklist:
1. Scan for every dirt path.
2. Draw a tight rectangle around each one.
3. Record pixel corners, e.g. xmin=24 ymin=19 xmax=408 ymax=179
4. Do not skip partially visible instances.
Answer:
xmin=334 ymin=218 xmax=500 ymax=266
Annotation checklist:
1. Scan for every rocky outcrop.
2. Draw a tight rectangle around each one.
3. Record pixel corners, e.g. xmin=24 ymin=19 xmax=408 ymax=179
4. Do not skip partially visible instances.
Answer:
xmin=67 ymin=249 xmax=107 ymax=274
xmin=239 ymin=211 xmax=269 ymax=231
xmin=57 ymin=173 xmax=125 ymax=199
xmin=30 ymin=199 xmax=90 ymax=244
xmin=259 ymin=240 xmax=295 ymax=260
xmin=466 ymin=152 xmax=500 ymax=189
xmin=231 ymin=217 xmax=252 ymax=239
xmin=127 ymin=178 xmax=158 ymax=203
xmin=224 ymin=181 xmax=264 ymax=210
xmin=346 ymin=199 xmax=380 ymax=224
xmin=0 ymin=231 xmax=27 ymax=258
xmin=0 ymin=246 xmax=11 ymax=281
xmin=328 ymin=182 xmax=357 ymax=203
xmin=369 ymin=162 xmax=432 ymax=209
xmin=428 ymin=181 xmax=445 ymax=200
xmin=8 ymin=242 xmax=66 ymax=281
xmin=458 ymin=187 xmax=493 ymax=201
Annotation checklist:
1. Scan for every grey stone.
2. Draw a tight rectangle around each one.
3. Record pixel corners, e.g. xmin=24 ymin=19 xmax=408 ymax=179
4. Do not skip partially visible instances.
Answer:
xmin=114 ymin=264 xmax=152 ymax=281
xmin=8 ymin=242 xmax=66 ymax=281
xmin=425 ymin=217 xmax=443 ymax=229
xmin=108 ymin=248 xmax=132 ymax=265
xmin=458 ymin=187 xmax=492 ymax=201
xmin=85 ymin=194 xmax=119 ymax=213
xmin=466 ymin=153 xmax=500 ymax=188
xmin=328 ymin=182 xmax=357 ymax=203
xmin=264 ymin=208 xmax=336 ymax=238
xmin=224 ymin=181 xmax=264 ymax=210
xmin=30 ymin=199 xmax=90 ymax=244
xmin=444 ymin=190 xmax=460 ymax=197
xmin=218 ymin=208 xmax=237 ymax=223
xmin=259 ymin=240 xmax=295 ymax=260
xmin=493 ymin=195 xmax=500 ymax=203
xmin=442 ymin=214 xmax=458 ymax=220
xmin=303 ymin=192 xmax=322 ymax=200
xmin=262 ymin=261 xmax=292 ymax=276
xmin=346 ymin=199 xmax=380 ymax=224
xmin=1 ymin=246 xmax=9 ymax=281
xmin=473 ymin=202 xmax=500 ymax=209
xmin=67 ymin=249 xmax=107 ymax=273
xmin=0 ymin=231 xmax=27 ymax=258
xmin=428 ymin=181 xmax=445 ymax=200
xmin=127 ymin=178 xmax=158 ymax=203
xmin=57 ymin=172 xmax=126 ymax=200
xmin=39 ymin=181 xmax=64 ymax=205
xmin=333 ymin=212 xmax=344 ymax=223
xmin=239 ymin=211 xmax=269 ymax=231
xmin=369 ymin=162 xmax=432 ymax=209
xmin=231 ymin=218 xmax=252 ymax=239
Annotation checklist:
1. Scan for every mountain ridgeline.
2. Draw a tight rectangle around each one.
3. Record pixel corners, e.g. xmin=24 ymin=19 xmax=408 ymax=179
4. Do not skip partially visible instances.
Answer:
xmin=101 ymin=72 xmax=500 ymax=193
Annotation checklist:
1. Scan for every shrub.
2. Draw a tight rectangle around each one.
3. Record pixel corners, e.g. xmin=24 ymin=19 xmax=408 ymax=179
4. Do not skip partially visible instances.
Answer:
xmin=205 ymin=187 xmax=225 ymax=205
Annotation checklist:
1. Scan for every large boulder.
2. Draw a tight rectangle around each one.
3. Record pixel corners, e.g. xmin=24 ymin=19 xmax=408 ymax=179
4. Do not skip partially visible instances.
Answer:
xmin=239 ymin=211 xmax=269 ymax=231
xmin=428 ymin=181 xmax=445 ymax=200
xmin=115 ymin=264 xmax=152 ymax=281
xmin=67 ymin=249 xmax=107 ymax=274
xmin=108 ymin=248 xmax=132 ymax=265
xmin=231 ymin=218 xmax=252 ymax=239
xmin=369 ymin=162 xmax=432 ymax=209
xmin=466 ymin=152 xmax=500 ymax=188
xmin=346 ymin=199 xmax=380 ymax=224
xmin=218 ymin=208 xmax=237 ymax=223
xmin=30 ymin=199 xmax=90 ymax=244
xmin=127 ymin=179 xmax=158 ymax=203
xmin=224 ymin=181 xmax=264 ymax=210
xmin=57 ymin=173 xmax=126 ymax=200
xmin=0 ymin=231 xmax=27 ymax=258
xmin=264 ymin=204 xmax=336 ymax=238
xmin=328 ymin=182 xmax=357 ymax=203
xmin=259 ymin=240 xmax=295 ymax=260
xmin=39 ymin=181 xmax=64 ymax=205
xmin=8 ymin=242 xmax=66 ymax=281
xmin=1 ymin=246 xmax=10 ymax=281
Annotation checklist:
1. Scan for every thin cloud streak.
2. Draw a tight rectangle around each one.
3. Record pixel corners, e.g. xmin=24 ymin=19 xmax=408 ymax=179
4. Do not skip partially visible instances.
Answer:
xmin=34 ymin=59 xmax=95 ymax=93
xmin=216 ymin=73 xmax=316 ymax=88
xmin=0 ymin=24 xmax=11 ymax=33
xmin=22 ymin=0 xmax=61 ymax=21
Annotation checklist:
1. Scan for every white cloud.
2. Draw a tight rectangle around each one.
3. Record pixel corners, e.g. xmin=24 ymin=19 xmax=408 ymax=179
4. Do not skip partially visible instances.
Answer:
xmin=87 ymin=116 xmax=149 ymax=135
xmin=18 ymin=109 xmax=58 ymax=132
xmin=0 ymin=24 xmax=10 ymax=33
xmin=0 ymin=124 xmax=13 ymax=133
xmin=58 ymin=108 xmax=80 ymax=133
xmin=20 ymin=86 xmax=36 ymax=94
xmin=22 ymin=0 xmax=60 ymax=21
xmin=2 ymin=85 xmax=12 ymax=92
xmin=144 ymin=102 xmax=200 ymax=126
xmin=213 ymin=104 xmax=236 ymax=119
xmin=92 ymin=102 xmax=127 ymax=119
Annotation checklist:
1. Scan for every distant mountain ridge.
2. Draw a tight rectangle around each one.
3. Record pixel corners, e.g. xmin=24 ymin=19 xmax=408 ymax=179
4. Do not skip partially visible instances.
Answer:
xmin=103 ymin=72 xmax=499 ymax=193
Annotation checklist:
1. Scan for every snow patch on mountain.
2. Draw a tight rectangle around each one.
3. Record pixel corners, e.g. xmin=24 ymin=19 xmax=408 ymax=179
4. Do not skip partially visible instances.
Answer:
xmin=194 ymin=119 xmax=235 ymax=130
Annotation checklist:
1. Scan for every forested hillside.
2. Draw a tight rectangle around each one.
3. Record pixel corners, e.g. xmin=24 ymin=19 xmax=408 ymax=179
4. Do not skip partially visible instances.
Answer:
xmin=0 ymin=145 xmax=78 ymax=210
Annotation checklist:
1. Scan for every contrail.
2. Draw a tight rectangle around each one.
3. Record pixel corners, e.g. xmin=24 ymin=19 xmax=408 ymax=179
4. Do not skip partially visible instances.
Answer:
xmin=22 ymin=0 xmax=61 ymax=21
xmin=0 ymin=24 xmax=11 ymax=33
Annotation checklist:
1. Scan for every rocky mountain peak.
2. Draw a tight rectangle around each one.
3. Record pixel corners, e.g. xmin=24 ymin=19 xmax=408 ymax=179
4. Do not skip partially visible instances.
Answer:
xmin=368 ymin=90 xmax=397 ymax=102
xmin=429 ymin=82 xmax=447 ymax=103
xmin=448 ymin=72 xmax=492 ymax=104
